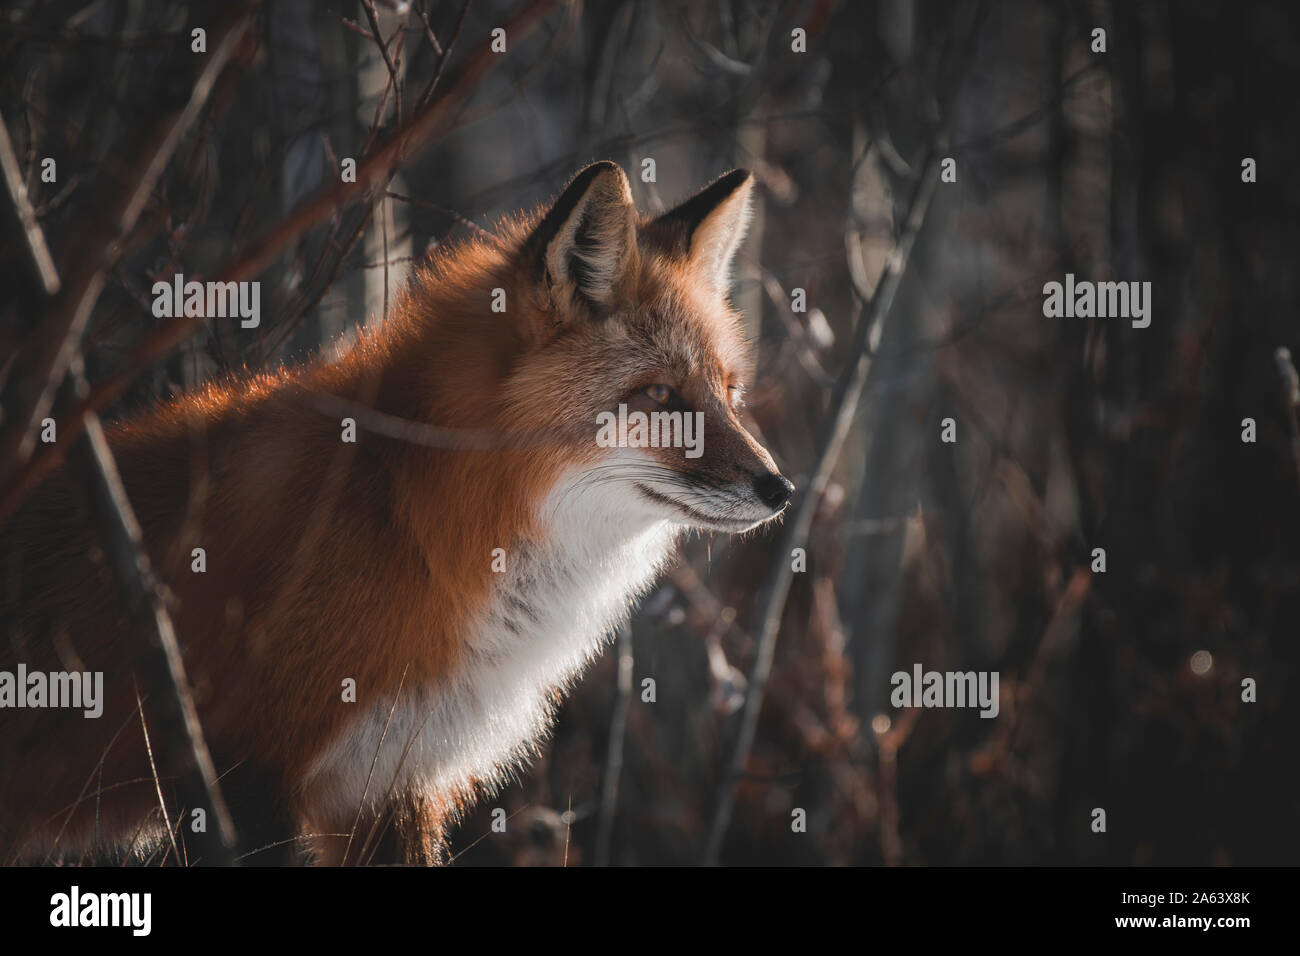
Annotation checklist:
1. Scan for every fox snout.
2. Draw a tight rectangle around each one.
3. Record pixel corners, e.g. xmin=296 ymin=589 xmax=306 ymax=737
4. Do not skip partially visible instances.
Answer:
xmin=706 ymin=410 xmax=794 ymax=524
xmin=753 ymin=471 xmax=795 ymax=510
xmin=703 ymin=423 xmax=795 ymax=530
xmin=622 ymin=412 xmax=794 ymax=533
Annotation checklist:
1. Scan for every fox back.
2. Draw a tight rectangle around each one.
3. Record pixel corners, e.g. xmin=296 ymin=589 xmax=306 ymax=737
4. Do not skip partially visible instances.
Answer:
xmin=0 ymin=162 xmax=793 ymax=864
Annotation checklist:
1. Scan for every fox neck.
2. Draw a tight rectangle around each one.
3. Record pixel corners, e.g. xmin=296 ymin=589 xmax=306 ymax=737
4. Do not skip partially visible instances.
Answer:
xmin=305 ymin=457 xmax=679 ymax=827
xmin=494 ymin=470 xmax=678 ymax=683
xmin=466 ymin=467 xmax=679 ymax=768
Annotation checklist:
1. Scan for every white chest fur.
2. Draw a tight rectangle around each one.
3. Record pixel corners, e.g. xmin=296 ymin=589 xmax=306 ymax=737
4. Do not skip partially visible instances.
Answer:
xmin=305 ymin=464 xmax=678 ymax=824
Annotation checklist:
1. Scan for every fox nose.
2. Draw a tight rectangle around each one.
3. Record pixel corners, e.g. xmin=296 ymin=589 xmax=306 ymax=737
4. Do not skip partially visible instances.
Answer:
xmin=753 ymin=472 xmax=795 ymax=510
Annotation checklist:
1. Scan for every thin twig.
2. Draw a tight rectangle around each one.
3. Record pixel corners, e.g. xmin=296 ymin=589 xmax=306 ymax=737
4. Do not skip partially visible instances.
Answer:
xmin=415 ymin=0 xmax=444 ymax=58
xmin=563 ymin=794 xmax=572 ymax=867
xmin=594 ymin=623 xmax=633 ymax=866
xmin=133 ymin=685 xmax=180 ymax=866
xmin=386 ymin=189 xmax=499 ymax=242
xmin=0 ymin=108 xmax=60 ymax=294
xmin=380 ymin=194 xmax=390 ymax=322
xmin=362 ymin=0 xmax=404 ymax=128
xmin=416 ymin=0 xmax=471 ymax=111
xmin=333 ymin=13 xmax=378 ymax=42
xmin=341 ymin=665 xmax=410 ymax=866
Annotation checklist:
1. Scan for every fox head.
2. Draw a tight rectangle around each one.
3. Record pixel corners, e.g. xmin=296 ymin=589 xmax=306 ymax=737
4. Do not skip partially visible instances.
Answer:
xmin=500 ymin=161 xmax=793 ymax=534
xmin=403 ymin=161 xmax=793 ymax=537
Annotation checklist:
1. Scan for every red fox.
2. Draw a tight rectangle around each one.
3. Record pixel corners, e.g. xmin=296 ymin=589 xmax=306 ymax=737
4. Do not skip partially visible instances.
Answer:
xmin=0 ymin=162 xmax=793 ymax=864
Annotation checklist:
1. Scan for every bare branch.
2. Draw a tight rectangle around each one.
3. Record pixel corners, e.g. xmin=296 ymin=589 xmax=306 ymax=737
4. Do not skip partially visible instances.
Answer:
xmin=0 ymin=109 xmax=60 ymax=295
xmin=416 ymin=0 xmax=472 ymax=111
xmin=76 ymin=382 xmax=238 ymax=865
xmin=361 ymin=0 xmax=404 ymax=127
xmin=594 ymin=623 xmax=633 ymax=866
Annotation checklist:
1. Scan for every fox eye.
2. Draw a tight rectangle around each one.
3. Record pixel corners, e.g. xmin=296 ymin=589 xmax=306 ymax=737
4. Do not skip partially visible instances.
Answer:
xmin=644 ymin=384 xmax=673 ymax=405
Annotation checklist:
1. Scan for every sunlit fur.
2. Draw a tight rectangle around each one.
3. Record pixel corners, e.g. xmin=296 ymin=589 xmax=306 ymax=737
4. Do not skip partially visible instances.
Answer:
xmin=0 ymin=163 xmax=790 ymax=864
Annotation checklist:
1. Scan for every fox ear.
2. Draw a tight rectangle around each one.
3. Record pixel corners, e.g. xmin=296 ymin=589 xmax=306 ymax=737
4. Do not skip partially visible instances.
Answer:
xmin=649 ymin=169 xmax=754 ymax=298
xmin=526 ymin=161 xmax=637 ymax=316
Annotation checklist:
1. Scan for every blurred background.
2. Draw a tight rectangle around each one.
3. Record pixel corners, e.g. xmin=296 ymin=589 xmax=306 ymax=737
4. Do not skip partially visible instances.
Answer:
xmin=2 ymin=0 xmax=1299 ymax=865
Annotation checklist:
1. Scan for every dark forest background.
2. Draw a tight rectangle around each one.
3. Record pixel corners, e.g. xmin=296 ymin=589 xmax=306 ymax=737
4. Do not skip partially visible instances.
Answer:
xmin=2 ymin=0 xmax=1298 ymax=865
